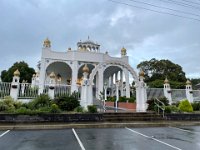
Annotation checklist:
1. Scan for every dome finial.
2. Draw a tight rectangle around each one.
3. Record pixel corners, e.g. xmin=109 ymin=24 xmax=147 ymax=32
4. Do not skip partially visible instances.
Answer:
xmin=139 ymin=70 xmax=145 ymax=77
xmin=83 ymin=64 xmax=89 ymax=73
xmin=14 ymin=69 xmax=20 ymax=77
xmin=121 ymin=47 xmax=127 ymax=56
xmin=186 ymin=79 xmax=191 ymax=85
xmin=164 ymin=77 xmax=169 ymax=84
xmin=43 ymin=38 xmax=51 ymax=48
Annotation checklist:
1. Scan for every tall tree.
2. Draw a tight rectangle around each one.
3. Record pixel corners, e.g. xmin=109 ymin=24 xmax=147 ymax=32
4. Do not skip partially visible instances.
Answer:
xmin=1 ymin=61 xmax=35 ymax=83
xmin=137 ymin=58 xmax=187 ymax=88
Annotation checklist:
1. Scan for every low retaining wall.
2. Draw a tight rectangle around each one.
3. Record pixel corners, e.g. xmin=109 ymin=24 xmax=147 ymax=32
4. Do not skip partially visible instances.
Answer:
xmin=0 ymin=114 xmax=103 ymax=123
xmin=106 ymin=102 xmax=136 ymax=110
xmin=166 ymin=113 xmax=200 ymax=121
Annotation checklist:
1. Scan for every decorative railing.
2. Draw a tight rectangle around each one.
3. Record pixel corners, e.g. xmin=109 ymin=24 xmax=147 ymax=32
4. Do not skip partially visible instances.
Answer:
xmin=0 ymin=82 xmax=11 ymax=99
xmin=154 ymin=98 xmax=165 ymax=118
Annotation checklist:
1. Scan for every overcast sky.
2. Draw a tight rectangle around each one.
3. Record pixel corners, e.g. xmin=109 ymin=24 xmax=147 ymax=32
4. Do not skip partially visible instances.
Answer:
xmin=0 ymin=0 xmax=200 ymax=79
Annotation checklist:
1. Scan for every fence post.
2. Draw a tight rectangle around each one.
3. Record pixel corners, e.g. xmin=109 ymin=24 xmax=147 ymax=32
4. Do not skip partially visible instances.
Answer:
xmin=10 ymin=69 xmax=20 ymax=100
xmin=48 ymin=72 xmax=56 ymax=99
xmin=186 ymin=79 xmax=194 ymax=103
xmin=163 ymin=78 xmax=172 ymax=104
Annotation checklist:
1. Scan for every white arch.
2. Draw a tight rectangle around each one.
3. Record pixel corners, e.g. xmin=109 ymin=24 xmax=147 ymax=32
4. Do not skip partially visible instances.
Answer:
xmin=89 ymin=60 xmax=139 ymax=85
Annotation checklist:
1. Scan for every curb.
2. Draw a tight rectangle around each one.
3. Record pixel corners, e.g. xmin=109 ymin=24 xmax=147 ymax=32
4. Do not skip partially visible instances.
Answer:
xmin=1 ymin=121 xmax=200 ymax=130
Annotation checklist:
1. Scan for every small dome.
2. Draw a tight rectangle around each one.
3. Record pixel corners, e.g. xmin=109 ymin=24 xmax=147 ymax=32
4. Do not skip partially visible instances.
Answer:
xmin=186 ymin=79 xmax=191 ymax=85
xmin=139 ymin=70 xmax=145 ymax=77
xmin=83 ymin=64 xmax=89 ymax=73
xmin=32 ymin=74 xmax=36 ymax=78
xmin=121 ymin=47 xmax=127 ymax=56
xmin=43 ymin=38 xmax=51 ymax=48
xmin=14 ymin=69 xmax=20 ymax=76
xmin=164 ymin=78 xmax=169 ymax=84
xmin=49 ymin=72 xmax=56 ymax=78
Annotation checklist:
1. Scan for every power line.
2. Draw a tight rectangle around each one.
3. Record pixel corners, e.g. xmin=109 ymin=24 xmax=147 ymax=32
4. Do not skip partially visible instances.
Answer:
xmin=180 ymin=0 xmax=200 ymax=6
xmin=167 ymin=0 xmax=200 ymax=10
xmin=128 ymin=0 xmax=200 ymax=17
xmin=108 ymin=0 xmax=200 ymax=22
xmin=157 ymin=0 xmax=200 ymax=11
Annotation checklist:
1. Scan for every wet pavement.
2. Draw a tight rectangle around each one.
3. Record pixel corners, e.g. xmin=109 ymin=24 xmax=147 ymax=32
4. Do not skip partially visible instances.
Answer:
xmin=0 ymin=126 xmax=200 ymax=150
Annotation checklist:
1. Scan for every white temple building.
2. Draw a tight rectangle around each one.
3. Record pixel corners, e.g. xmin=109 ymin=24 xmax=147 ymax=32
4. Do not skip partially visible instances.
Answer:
xmin=31 ymin=38 xmax=147 ymax=111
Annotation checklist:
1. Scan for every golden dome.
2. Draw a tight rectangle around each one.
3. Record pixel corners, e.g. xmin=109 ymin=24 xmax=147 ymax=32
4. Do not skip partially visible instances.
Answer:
xmin=186 ymin=79 xmax=191 ymax=85
xmin=14 ymin=69 xmax=20 ymax=76
xmin=43 ymin=38 xmax=51 ymax=48
xmin=139 ymin=70 xmax=145 ymax=77
xmin=164 ymin=78 xmax=169 ymax=84
xmin=49 ymin=72 xmax=56 ymax=78
xmin=121 ymin=47 xmax=127 ymax=56
xmin=83 ymin=64 xmax=89 ymax=73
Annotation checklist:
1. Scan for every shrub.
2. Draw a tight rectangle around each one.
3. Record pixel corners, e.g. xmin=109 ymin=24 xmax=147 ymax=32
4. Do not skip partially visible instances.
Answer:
xmin=0 ymin=101 xmax=8 ymax=112
xmin=74 ymin=106 xmax=84 ymax=113
xmin=54 ymin=95 xmax=80 ymax=111
xmin=191 ymin=102 xmax=200 ymax=111
xmin=165 ymin=105 xmax=180 ymax=114
xmin=119 ymin=97 xmax=126 ymax=102
xmin=126 ymin=97 xmax=136 ymax=103
xmin=178 ymin=99 xmax=193 ymax=112
xmin=107 ymin=96 xmax=115 ymax=102
xmin=50 ymin=104 xmax=61 ymax=113
xmin=147 ymin=97 xmax=169 ymax=111
xmin=87 ymin=105 xmax=97 ymax=113
xmin=29 ymin=94 xmax=51 ymax=109
xmin=15 ymin=107 xmax=33 ymax=115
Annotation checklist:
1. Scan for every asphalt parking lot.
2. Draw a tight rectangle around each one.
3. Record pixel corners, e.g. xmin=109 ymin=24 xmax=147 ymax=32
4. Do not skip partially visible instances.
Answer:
xmin=0 ymin=126 xmax=200 ymax=150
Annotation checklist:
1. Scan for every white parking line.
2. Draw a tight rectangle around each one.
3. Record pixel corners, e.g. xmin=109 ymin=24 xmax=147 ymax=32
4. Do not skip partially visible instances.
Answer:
xmin=125 ymin=127 xmax=182 ymax=150
xmin=72 ymin=128 xmax=86 ymax=150
xmin=0 ymin=130 xmax=10 ymax=138
xmin=169 ymin=126 xmax=196 ymax=133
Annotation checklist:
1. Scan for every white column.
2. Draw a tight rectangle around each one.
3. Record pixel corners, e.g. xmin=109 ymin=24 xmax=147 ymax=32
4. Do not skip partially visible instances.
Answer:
xmin=48 ymin=72 xmax=56 ymax=99
xmin=135 ymin=75 xmax=147 ymax=112
xmin=163 ymin=79 xmax=172 ymax=104
xmin=10 ymin=74 xmax=20 ymax=100
xmin=186 ymin=80 xmax=194 ymax=103
xmin=120 ymin=71 xmax=124 ymax=97
xmin=115 ymin=80 xmax=120 ymax=110
xmin=71 ymin=61 xmax=78 ymax=93
xmin=124 ymin=69 xmax=130 ymax=98
xmin=39 ymin=58 xmax=46 ymax=94
xmin=97 ymin=67 xmax=104 ymax=99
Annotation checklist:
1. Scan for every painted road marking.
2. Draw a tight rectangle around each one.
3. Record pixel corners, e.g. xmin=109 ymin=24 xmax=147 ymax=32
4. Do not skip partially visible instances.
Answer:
xmin=0 ymin=130 xmax=10 ymax=138
xmin=125 ymin=127 xmax=182 ymax=150
xmin=169 ymin=126 xmax=196 ymax=134
xmin=72 ymin=128 xmax=86 ymax=150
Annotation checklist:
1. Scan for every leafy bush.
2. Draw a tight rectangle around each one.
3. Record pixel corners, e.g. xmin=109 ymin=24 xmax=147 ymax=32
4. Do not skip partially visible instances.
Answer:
xmin=74 ymin=106 xmax=84 ymax=113
xmin=54 ymin=95 xmax=80 ymax=111
xmin=50 ymin=104 xmax=61 ymax=113
xmin=119 ymin=97 xmax=126 ymax=102
xmin=191 ymin=102 xmax=200 ymax=111
xmin=15 ymin=107 xmax=33 ymax=115
xmin=126 ymin=97 xmax=136 ymax=103
xmin=0 ymin=101 xmax=8 ymax=112
xmin=107 ymin=96 xmax=115 ymax=102
xmin=147 ymin=97 xmax=169 ymax=111
xmin=29 ymin=94 xmax=51 ymax=109
xmin=87 ymin=105 xmax=97 ymax=113
xmin=165 ymin=105 xmax=180 ymax=114
xmin=178 ymin=99 xmax=193 ymax=112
